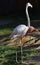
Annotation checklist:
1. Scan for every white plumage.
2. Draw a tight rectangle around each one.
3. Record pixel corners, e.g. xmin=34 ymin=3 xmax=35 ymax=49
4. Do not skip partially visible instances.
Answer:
xmin=10 ymin=25 xmax=29 ymax=39
xmin=9 ymin=3 xmax=33 ymax=39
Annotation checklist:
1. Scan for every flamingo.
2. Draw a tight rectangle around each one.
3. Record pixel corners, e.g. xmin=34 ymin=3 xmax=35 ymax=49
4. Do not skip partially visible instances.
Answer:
xmin=9 ymin=3 xmax=32 ymax=41
xmin=9 ymin=3 xmax=38 ymax=43
xmin=9 ymin=2 xmax=38 ymax=63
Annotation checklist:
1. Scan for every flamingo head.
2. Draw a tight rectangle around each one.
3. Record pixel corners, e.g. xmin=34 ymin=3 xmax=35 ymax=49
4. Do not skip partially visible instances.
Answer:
xmin=27 ymin=2 xmax=33 ymax=8
xmin=28 ymin=26 xmax=39 ymax=33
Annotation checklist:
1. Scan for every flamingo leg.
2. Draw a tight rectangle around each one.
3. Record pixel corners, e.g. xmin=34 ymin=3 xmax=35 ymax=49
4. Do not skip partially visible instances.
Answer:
xmin=21 ymin=35 xmax=27 ymax=42
xmin=20 ymin=36 xmax=27 ymax=63
xmin=21 ymin=37 xmax=23 ymax=62
xmin=16 ymin=36 xmax=27 ymax=63
xmin=19 ymin=35 xmax=27 ymax=45
xmin=16 ymin=37 xmax=23 ymax=63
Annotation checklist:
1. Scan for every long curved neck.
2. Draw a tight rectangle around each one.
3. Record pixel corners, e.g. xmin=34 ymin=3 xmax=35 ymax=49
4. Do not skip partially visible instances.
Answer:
xmin=26 ymin=5 xmax=30 ymax=27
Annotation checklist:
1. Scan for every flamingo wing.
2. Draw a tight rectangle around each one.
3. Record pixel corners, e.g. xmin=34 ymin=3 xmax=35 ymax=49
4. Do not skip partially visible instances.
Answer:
xmin=9 ymin=25 xmax=29 ymax=39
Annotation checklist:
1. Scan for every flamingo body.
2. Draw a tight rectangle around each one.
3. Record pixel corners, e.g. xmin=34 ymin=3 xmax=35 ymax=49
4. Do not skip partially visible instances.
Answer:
xmin=10 ymin=25 xmax=29 ymax=39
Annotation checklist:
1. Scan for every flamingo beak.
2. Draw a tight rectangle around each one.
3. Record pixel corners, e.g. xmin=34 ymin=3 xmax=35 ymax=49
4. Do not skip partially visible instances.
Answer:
xmin=31 ymin=4 xmax=33 ymax=8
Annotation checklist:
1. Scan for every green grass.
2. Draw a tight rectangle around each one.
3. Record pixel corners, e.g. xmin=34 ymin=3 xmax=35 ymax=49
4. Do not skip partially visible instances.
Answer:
xmin=0 ymin=28 xmax=12 ymax=35
xmin=0 ymin=25 xmax=13 ymax=35
xmin=0 ymin=24 xmax=40 ymax=65
xmin=0 ymin=45 xmax=40 ymax=65
xmin=0 ymin=46 xmax=40 ymax=65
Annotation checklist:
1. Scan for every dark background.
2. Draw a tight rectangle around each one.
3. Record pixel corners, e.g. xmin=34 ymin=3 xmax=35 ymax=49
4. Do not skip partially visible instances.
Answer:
xmin=0 ymin=0 xmax=40 ymax=16
xmin=0 ymin=0 xmax=40 ymax=27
